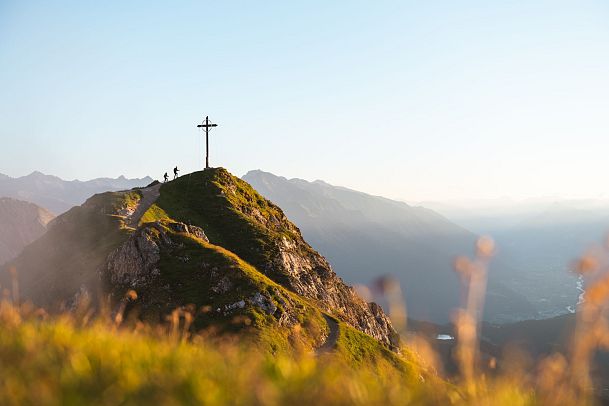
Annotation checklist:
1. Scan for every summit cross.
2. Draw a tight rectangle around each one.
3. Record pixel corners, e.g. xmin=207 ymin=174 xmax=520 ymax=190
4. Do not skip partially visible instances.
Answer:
xmin=196 ymin=115 xmax=219 ymax=169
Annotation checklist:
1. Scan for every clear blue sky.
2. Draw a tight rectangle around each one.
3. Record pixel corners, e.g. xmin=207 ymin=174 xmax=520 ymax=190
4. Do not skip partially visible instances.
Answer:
xmin=1 ymin=1 xmax=608 ymax=200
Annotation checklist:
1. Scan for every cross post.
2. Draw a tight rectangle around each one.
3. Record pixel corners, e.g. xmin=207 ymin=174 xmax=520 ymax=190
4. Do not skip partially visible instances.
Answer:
xmin=196 ymin=116 xmax=218 ymax=169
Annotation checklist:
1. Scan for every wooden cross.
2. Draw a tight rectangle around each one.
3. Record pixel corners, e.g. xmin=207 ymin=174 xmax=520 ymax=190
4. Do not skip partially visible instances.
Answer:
xmin=196 ymin=116 xmax=218 ymax=169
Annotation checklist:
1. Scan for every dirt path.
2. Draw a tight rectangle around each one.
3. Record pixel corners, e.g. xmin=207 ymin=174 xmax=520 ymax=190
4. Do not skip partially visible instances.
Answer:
xmin=316 ymin=314 xmax=339 ymax=355
xmin=127 ymin=183 xmax=161 ymax=228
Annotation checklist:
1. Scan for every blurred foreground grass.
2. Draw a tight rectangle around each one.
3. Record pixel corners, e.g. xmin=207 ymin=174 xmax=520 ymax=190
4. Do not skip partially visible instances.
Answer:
xmin=0 ymin=299 xmax=539 ymax=406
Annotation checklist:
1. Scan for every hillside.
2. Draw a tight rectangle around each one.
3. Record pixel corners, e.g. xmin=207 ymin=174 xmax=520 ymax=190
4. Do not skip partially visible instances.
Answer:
xmin=3 ymin=168 xmax=400 ymax=362
xmin=0 ymin=171 xmax=153 ymax=214
xmin=243 ymin=170 xmax=536 ymax=323
xmin=0 ymin=198 xmax=55 ymax=265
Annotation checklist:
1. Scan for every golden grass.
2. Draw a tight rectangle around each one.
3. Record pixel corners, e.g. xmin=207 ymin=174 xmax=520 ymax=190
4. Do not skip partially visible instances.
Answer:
xmin=0 ymin=300 xmax=447 ymax=406
xmin=0 ymin=294 xmax=538 ymax=405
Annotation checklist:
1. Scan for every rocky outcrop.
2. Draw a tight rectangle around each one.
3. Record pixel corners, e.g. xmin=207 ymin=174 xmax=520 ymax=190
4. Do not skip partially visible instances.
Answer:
xmin=219 ymin=289 xmax=299 ymax=328
xmin=105 ymin=223 xmax=164 ymax=288
xmin=104 ymin=221 xmax=208 ymax=289
xmin=166 ymin=222 xmax=209 ymax=242
xmin=267 ymin=235 xmax=398 ymax=348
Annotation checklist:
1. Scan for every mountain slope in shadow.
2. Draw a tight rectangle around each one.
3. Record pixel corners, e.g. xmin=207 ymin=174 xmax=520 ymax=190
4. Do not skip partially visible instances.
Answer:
xmin=0 ymin=197 xmax=55 ymax=265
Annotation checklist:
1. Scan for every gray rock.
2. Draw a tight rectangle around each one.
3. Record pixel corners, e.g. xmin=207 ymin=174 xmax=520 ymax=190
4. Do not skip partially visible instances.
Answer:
xmin=187 ymin=225 xmax=209 ymax=242
xmin=167 ymin=222 xmax=189 ymax=234
xmin=104 ymin=224 xmax=164 ymax=288
xmin=249 ymin=292 xmax=277 ymax=315
xmin=224 ymin=300 xmax=246 ymax=312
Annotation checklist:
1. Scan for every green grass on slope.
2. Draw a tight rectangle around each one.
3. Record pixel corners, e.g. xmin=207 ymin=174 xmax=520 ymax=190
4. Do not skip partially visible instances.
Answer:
xmin=84 ymin=190 xmax=142 ymax=220
xmin=336 ymin=323 xmax=411 ymax=371
xmin=138 ymin=204 xmax=169 ymax=225
xmin=153 ymin=169 xmax=312 ymax=286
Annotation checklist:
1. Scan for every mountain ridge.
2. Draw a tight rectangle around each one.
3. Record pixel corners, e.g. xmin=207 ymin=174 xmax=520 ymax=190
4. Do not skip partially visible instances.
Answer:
xmin=0 ymin=171 xmax=153 ymax=214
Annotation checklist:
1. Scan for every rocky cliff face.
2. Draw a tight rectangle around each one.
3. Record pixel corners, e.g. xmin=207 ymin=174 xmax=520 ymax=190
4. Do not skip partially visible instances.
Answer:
xmin=105 ymin=223 xmax=164 ymax=288
xmin=258 ymin=222 xmax=397 ymax=346
xmin=0 ymin=198 xmax=54 ymax=265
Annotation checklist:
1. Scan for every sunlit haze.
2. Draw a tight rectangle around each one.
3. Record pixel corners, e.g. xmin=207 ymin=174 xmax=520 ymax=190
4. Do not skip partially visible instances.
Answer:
xmin=1 ymin=1 xmax=608 ymax=201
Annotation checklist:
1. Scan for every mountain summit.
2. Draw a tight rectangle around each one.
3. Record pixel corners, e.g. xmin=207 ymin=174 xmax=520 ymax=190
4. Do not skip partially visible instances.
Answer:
xmin=4 ymin=168 xmax=398 ymax=355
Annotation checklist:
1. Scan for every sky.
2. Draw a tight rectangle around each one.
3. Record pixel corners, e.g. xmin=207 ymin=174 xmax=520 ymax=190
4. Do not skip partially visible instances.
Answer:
xmin=1 ymin=1 xmax=608 ymax=201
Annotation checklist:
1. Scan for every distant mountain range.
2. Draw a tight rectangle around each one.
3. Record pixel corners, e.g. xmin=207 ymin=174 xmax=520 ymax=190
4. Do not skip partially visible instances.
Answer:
xmin=0 ymin=172 xmax=153 ymax=214
xmin=243 ymin=170 xmax=536 ymax=323
xmin=0 ymin=198 xmax=55 ymax=265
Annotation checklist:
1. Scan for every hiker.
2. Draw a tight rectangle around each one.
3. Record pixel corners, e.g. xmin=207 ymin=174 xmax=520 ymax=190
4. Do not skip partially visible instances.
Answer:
xmin=163 ymin=172 xmax=169 ymax=183
xmin=173 ymin=166 xmax=179 ymax=180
